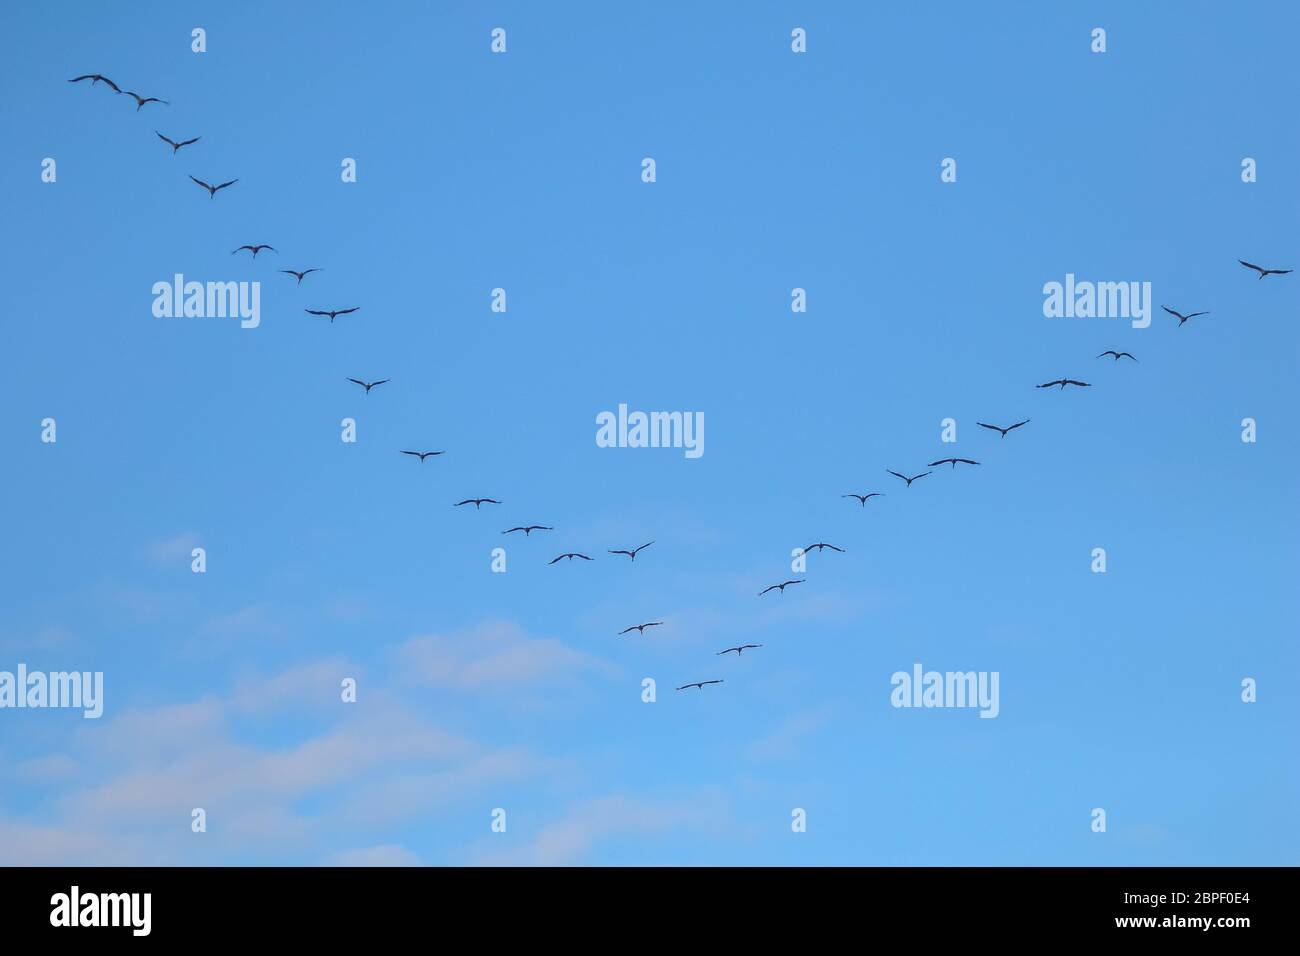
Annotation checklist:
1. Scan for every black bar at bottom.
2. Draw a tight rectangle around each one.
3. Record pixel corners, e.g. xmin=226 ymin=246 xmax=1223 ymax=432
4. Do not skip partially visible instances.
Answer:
xmin=0 ymin=866 xmax=1276 ymax=941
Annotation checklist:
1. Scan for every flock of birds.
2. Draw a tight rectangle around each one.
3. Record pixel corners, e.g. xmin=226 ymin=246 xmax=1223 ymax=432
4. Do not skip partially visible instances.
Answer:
xmin=69 ymin=69 xmax=1292 ymax=697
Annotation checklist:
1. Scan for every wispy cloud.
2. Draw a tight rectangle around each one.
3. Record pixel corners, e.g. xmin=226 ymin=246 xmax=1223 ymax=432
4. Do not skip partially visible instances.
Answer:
xmin=746 ymin=705 xmax=835 ymax=761
xmin=146 ymin=532 xmax=200 ymax=564
xmin=472 ymin=792 xmax=728 ymax=866
xmin=392 ymin=620 xmax=615 ymax=690
xmin=325 ymin=844 xmax=422 ymax=867
xmin=3 ymin=642 xmax=560 ymax=864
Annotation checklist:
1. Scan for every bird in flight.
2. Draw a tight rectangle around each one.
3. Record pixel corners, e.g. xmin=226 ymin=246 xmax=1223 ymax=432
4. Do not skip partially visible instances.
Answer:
xmin=977 ymin=419 xmax=1029 ymax=438
xmin=69 ymin=73 xmax=121 ymax=92
xmin=454 ymin=498 xmax=500 ymax=510
xmin=1036 ymin=379 xmax=1091 ymax=390
xmin=549 ymin=553 xmax=593 ymax=564
xmin=618 ymin=622 xmax=663 ymax=636
xmin=1239 ymin=260 xmax=1292 ymax=279
xmin=121 ymin=91 xmax=168 ymax=111
xmin=281 ymin=268 xmax=321 ymax=284
xmin=803 ymin=542 xmax=846 ymax=553
xmin=1097 ymin=350 xmax=1138 ymax=361
xmin=676 ymin=680 xmax=724 ymax=691
xmin=887 ymin=469 xmax=931 ymax=486
xmin=1162 ymin=306 xmax=1209 ymax=326
xmin=717 ymin=645 xmax=762 ymax=656
xmin=400 ymin=450 xmax=443 ymax=462
xmin=155 ymin=131 xmax=199 ymax=154
xmin=232 ymin=244 xmax=275 ymax=258
xmin=347 ymin=378 xmax=389 ymax=393
xmin=759 ymin=579 xmax=804 ymax=596
xmin=608 ymin=541 xmax=654 ymax=562
xmin=189 ymin=176 xmax=237 ymax=198
xmin=305 ymin=307 xmax=359 ymax=323
xmin=502 ymin=525 xmax=552 ymax=536
xmin=928 ymin=458 xmax=980 ymax=469
xmin=843 ymin=493 xmax=884 ymax=507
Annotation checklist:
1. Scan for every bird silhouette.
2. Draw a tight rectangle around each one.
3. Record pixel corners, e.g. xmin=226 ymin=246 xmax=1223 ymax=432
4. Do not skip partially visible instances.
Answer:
xmin=928 ymin=458 xmax=979 ymax=469
xmin=400 ymin=450 xmax=444 ymax=462
xmin=69 ymin=74 xmax=121 ymax=92
xmin=502 ymin=526 xmax=552 ymax=536
xmin=759 ymin=580 xmax=804 ymax=596
xmin=1097 ymin=350 xmax=1138 ymax=361
xmin=549 ymin=553 xmax=593 ymax=564
xmin=347 ymin=378 xmax=389 ymax=393
xmin=190 ymin=176 xmax=237 ymax=198
xmin=842 ymin=493 xmax=884 ymax=506
xmin=977 ymin=419 xmax=1029 ymax=438
xmin=1239 ymin=260 xmax=1292 ymax=279
xmin=155 ymin=131 xmax=199 ymax=154
xmin=280 ymin=268 xmax=320 ymax=283
xmin=802 ymin=542 xmax=846 ymax=553
xmin=717 ymin=645 xmax=762 ymax=656
xmin=676 ymin=680 xmax=724 ymax=691
xmin=232 ymin=244 xmax=275 ymax=258
xmin=454 ymin=498 xmax=500 ymax=509
xmin=1162 ymin=306 xmax=1208 ymax=326
xmin=305 ymin=307 xmax=359 ymax=323
xmin=1036 ymin=379 xmax=1091 ymax=390
xmin=608 ymin=541 xmax=654 ymax=561
xmin=121 ymin=91 xmax=168 ymax=111
xmin=887 ymin=469 xmax=931 ymax=486
xmin=618 ymin=622 xmax=663 ymax=636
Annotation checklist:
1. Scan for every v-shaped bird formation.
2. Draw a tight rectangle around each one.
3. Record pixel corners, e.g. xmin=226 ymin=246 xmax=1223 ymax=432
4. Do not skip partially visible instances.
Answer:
xmin=65 ymin=63 xmax=1291 ymax=704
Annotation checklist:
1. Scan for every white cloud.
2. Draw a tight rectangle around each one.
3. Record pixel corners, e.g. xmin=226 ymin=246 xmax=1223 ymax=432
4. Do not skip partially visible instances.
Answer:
xmin=474 ymin=792 xmax=727 ymax=866
xmin=325 ymin=844 xmax=422 ymax=867
xmin=146 ymin=533 xmax=200 ymax=564
xmin=746 ymin=705 xmax=834 ymax=761
xmin=392 ymin=620 xmax=614 ymax=690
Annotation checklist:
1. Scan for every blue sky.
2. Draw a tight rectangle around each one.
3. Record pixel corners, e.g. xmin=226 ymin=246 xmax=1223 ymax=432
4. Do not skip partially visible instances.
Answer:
xmin=1 ymin=0 xmax=1296 ymax=865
